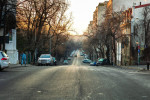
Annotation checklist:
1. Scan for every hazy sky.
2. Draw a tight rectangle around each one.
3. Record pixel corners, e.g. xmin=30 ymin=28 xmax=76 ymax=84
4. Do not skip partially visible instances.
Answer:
xmin=68 ymin=0 xmax=108 ymax=35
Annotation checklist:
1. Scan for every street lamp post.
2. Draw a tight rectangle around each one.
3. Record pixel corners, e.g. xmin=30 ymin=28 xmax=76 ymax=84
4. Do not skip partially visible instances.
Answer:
xmin=132 ymin=17 xmax=142 ymax=66
xmin=2 ymin=0 xmax=7 ymax=51
xmin=49 ymin=34 xmax=51 ymax=54
xmin=136 ymin=42 xmax=140 ymax=66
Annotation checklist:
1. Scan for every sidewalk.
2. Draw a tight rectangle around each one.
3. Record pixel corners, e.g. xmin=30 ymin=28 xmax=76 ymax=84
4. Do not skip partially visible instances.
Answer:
xmin=9 ymin=64 xmax=33 ymax=68
xmin=119 ymin=65 xmax=150 ymax=72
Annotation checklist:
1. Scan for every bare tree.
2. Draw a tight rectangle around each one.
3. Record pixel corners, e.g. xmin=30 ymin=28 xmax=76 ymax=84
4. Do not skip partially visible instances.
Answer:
xmin=142 ymin=6 xmax=150 ymax=60
xmin=17 ymin=0 xmax=72 ymax=62
xmin=103 ymin=7 xmax=123 ymax=64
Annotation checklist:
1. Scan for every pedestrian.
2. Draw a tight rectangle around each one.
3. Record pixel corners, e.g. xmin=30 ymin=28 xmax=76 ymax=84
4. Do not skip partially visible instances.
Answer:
xmin=147 ymin=62 xmax=149 ymax=70
xmin=53 ymin=57 xmax=57 ymax=65
xmin=21 ymin=52 xmax=26 ymax=66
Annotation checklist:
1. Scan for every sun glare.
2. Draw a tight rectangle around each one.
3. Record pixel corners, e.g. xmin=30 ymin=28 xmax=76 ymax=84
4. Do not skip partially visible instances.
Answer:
xmin=68 ymin=0 xmax=108 ymax=35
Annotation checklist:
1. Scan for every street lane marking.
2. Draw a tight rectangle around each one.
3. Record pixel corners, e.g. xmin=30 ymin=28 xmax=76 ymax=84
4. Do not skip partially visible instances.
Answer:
xmin=142 ymin=96 xmax=148 ymax=98
xmin=98 ymin=93 xmax=104 ymax=95
xmin=0 ymin=79 xmax=5 ymax=81
xmin=37 ymin=91 xmax=42 ymax=93
xmin=128 ymin=72 xmax=150 ymax=75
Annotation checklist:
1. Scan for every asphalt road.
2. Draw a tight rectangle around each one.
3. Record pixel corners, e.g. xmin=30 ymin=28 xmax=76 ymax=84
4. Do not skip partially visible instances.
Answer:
xmin=0 ymin=55 xmax=150 ymax=100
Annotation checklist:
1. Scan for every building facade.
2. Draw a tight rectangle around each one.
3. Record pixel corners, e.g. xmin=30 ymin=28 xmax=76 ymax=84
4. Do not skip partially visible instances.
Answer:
xmin=0 ymin=0 xmax=18 ymax=64
xmin=109 ymin=0 xmax=150 ymax=12
xmin=107 ymin=0 xmax=150 ymax=65
xmin=119 ymin=8 xmax=132 ymax=65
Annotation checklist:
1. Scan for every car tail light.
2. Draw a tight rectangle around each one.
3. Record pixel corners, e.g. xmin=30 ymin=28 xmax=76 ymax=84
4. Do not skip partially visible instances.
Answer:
xmin=1 ymin=58 xmax=7 ymax=60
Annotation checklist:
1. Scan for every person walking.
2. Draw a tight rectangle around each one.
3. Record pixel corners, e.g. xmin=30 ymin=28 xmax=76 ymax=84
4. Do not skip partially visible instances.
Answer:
xmin=21 ymin=52 xmax=26 ymax=66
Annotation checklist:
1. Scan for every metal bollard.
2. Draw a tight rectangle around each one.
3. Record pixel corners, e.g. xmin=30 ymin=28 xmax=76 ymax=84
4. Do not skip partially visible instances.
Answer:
xmin=147 ymin=62 xmax=149 ymax=70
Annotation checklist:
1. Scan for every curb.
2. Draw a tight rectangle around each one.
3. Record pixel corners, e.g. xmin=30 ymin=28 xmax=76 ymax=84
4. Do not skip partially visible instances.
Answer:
xmin=118 ymin=65 xmax=150 ymax=72
xmin=9 ymin=64 xmax=33 ymax=68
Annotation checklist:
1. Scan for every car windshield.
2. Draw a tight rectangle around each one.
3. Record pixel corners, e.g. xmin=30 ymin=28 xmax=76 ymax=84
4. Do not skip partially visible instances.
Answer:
xmin=40 ymin=55 xmax=51 ymax=58
xmin=98 ymin=59 xmax=104 ymax=62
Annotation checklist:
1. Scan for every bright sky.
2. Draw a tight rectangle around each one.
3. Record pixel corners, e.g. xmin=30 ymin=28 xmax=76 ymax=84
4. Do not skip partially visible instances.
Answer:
xmin=68 ymin=0 xmax=108 ymax=35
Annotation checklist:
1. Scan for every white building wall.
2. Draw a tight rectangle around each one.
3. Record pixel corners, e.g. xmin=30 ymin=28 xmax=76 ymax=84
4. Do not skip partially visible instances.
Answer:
xmin=117 ymin=42 xmax=121 ymax=66
xmin=131 ymin=5 xmax=149 ymax=49
xmin=5 ymin=29 xmax=18 ymax=64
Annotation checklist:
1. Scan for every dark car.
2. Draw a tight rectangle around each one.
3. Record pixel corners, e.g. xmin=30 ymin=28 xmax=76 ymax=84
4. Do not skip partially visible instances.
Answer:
xmin=97 ymin=58 xmax=110 ymax=66
xmin=90 ymin=61 xmax=97 ymax=66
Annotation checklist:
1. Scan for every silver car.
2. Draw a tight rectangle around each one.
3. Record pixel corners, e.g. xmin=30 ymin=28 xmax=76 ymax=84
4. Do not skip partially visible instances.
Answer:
xmin=0 ymin=51 xmax=9 ymax=70
xmin=37 ymin=54 xmax=53 ymax=66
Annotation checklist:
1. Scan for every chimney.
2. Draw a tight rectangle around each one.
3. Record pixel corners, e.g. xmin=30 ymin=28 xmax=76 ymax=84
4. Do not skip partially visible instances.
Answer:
xmin=140 ymin=2 xmax=142 ymax=5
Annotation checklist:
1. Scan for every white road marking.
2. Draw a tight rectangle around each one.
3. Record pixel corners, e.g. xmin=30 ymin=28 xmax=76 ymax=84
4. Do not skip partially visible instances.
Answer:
xmin=37 ymin=91 xmax=42 ymax=93
xmin=98 ymin=93 xmax=104 ymax=95
xmin=142 ymin=96 xmax=148 ymax=98
xmin=128 ymin=72 xmax=150 ymax=75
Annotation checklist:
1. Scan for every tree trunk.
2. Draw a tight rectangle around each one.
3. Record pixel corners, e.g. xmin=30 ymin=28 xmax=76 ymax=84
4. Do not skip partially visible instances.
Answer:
xmin=113 ymin=37 xmax=117 ymax=65
xmin=106 ymin=45 xmax=110 ymax=63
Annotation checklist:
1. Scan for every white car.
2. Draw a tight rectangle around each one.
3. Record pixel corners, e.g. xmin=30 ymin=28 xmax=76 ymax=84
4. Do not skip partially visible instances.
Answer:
xmin=37 ymin=54 xmax=54 ymax=66
xmin=0 ymin=51 xmax=9 ymax=70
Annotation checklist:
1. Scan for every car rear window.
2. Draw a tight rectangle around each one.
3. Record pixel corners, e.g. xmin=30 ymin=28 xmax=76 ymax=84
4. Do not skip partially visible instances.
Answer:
xmin=99 ymin=59 xmax=104 ymax=61
xmin=1 ymin=52 xmax=8 ymax=57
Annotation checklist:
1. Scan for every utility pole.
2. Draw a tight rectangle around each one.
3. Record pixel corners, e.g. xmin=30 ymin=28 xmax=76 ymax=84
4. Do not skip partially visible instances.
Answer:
xmin=49 ymin=34 xmax=51 ymax=54
xmin=138 ymin=43 xmax=140 ymax=66
xmin=136 ymin=42 xmax=140 ymax=66
xmin=2 ymin=0 xmax=7 ymax=51
xmin=34 ymin=26 xmax=37 ymax=63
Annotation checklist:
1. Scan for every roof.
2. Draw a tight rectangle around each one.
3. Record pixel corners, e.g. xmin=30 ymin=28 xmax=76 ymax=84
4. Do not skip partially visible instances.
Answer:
xmin=135 ymin=3 xmax=150 ymax=9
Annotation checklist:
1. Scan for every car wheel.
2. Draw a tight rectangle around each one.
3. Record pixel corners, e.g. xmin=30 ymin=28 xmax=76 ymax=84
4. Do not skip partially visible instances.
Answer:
xmin=0 ymin=65 xmax=3 ymax=71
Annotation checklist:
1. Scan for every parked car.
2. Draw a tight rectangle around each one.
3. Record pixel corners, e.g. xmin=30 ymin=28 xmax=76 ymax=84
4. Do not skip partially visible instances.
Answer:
xmin=97 ymin=58 xmax=110 ymax=66
xmin=90 ymin=61 xmax=97 ymax=66
xmin=80 ymin=52 xmax=84 ymax=56
xmin=37 ymin=54 xmax=53 ymax=66
xmin=84 ymin=54 xmax=88 ymax=59
xmin=63 ymin=60 xmax=68 ymax=65
xmin=67 ymin=57 xmax=71 ymax=60
xmin=82 ymin=59 xmax=91 ymax=63
xmin=0 ymin=51 xmax=9 ymax=70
